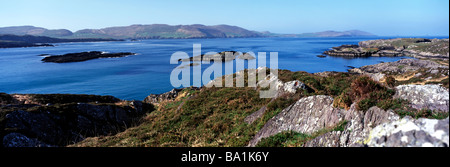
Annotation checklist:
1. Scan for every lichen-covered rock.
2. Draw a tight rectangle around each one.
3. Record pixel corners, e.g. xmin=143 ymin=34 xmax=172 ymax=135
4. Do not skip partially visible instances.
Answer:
xmin=365 ymin=117 xmax=449 ymax=147
xmin=394 ymin=84 xmax=449 ymax=112
xmin=283 ymin=80 xmax=307 ymax=94
xmin=367 ymin=72 xmax=386 ymax=82
xmin=248 ymin=95 xmax=344 ymax=147
xmin=303 ymin=131 xmax=343 ymax=147
xmin=339 ymin=105 xmax=400 ymax=147
xmin=303 ymin=105 xmax=400 ymax=147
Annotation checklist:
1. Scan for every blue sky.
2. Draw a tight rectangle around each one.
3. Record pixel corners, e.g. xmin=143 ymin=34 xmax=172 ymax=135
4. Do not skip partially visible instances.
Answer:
xmin=0 ymin=0 xmax=448 ymax=36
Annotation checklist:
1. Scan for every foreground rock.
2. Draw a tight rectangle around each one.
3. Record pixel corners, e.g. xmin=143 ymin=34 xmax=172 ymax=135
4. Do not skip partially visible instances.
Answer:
xmin=1 ymin=93 xmax=154 ymax=147
xmin=248 ymin=95 xmax=344 ymax=147
xmin=250 ymin=84 xmax=449 ymax=147
xmin=303 ymin=105 xmax=400 ymax=147
xmin=41 ymin=51 xmax=136 ymax=63
xmin=366 ymin=116 xmax=449 ymax=147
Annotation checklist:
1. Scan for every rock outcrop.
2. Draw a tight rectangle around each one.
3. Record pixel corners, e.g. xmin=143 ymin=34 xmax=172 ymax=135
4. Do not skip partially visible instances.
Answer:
xmin=365 ymin=116 xmax=449 ymax=147
xmin=1 ymin=94 xmax=154 ymax=147
xmin=143 ymin=87 xmax=200 ymax=105
xmin=349 ymin=59 xmax=449 ymax=87
xmin=248 ymin=95 xmax=344 ymax=147
xmin=249 ymin=84 xmax=448 ymax=147
xmin=244 ymin=79 xmax=307 ymax=124
xmin=283 ymin=84 xmax=449 ymax=147
xmin=302 ymin=105 xmax=400 ymax=147
xmin=144 ymin=89 xmax=184 ymax=104
xmin=394 ymin=85 xmax=449 ymax=112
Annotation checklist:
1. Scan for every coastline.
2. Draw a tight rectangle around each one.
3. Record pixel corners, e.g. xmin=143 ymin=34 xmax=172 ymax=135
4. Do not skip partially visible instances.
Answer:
xmin=1 ymin=37 xmax=449 ymax=147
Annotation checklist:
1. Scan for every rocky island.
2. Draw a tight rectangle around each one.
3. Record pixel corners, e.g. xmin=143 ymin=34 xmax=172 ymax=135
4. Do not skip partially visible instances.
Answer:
xmin=180 ymin=51 xmax=256 ymax=62
xmin=41 ymin=51 xmax=136 ymax=63
xmin=324 ymin=38 xmax=449 ymax=60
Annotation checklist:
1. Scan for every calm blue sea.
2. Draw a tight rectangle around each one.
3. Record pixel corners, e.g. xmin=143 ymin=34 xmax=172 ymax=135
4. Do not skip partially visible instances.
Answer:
xmin=0 ymin=37 xmax=445 ymax=100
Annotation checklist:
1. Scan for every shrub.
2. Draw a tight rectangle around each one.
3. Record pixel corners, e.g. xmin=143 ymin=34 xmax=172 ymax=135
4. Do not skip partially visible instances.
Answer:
xmin=266 ymin=96 xmax=296 ymax=112
xmin=350 ymin=76 xmax=385 ymax=98
xmin=333 ymin=89 xmax=352 ymax=110
xmin=333 ymin=76 xmax=396 ymax=112
xmin=357 ymin=98 xmax=376 ymax=111
xmin=385 ymin=75 xmax=396 ymax=87
xmin=376 ymin=98 xmax=406 ymax=110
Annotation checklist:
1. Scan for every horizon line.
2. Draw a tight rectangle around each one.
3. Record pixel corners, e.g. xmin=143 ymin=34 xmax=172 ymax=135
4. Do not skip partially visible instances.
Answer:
xmin=0 ymin=24 xmax=449 ymax=37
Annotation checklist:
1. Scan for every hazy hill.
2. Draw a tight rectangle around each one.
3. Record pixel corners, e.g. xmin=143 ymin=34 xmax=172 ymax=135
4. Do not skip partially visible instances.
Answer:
xmin=0 ymin=26 xmax=73 ymax=38
xmin=0 ymin=25 xmax=376 ymax=39
xmin=313 ymin=30 xmax=376 ymax=37
xmin=71 ymin=24 xmax=264 ymax=39
xmin=272 ymin=30 xmax=376 ymax=38
xmin=0 ymin=25 xmax=264 ymax=39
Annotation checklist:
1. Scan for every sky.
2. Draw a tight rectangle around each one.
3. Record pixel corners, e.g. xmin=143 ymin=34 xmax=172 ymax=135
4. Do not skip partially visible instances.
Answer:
xmin=0 ymin=0 xmax=448 ymax=36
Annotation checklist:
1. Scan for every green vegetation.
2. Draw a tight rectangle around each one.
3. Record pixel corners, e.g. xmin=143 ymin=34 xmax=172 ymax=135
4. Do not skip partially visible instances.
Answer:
xmin=278 ymin=70 xmax=356 ymax=96
xmin=377 ymin=98 xmax=449 ymax=120
xmin=74 ymin=87 xmax=272 ymax=147
xmin=30 ymin=67 xmax=448 ymax=147
xmin=411 ymin=40 xmax=449 ymax=55
xmin=86 ymin=69 xmax=447 ymax=147
xmin=385 ymin=75 xmax=396 ymax=87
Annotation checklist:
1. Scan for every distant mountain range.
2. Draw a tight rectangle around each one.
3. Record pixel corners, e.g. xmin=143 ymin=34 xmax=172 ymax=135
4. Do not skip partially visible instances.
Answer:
xmin=268 ymin=30 xmax=376 ymax=38
xmin=0 ymin=25 xmax=376 ymax=39
xmin=0 ymin=25 xmax=263 ymax=39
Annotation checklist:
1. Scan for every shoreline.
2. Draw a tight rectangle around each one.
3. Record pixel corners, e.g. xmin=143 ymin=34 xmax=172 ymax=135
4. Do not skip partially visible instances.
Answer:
xmin=1 ymin=37 xmax=448 ymax=100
